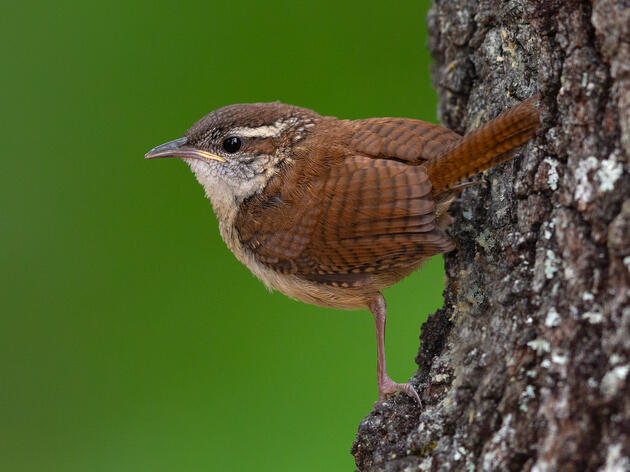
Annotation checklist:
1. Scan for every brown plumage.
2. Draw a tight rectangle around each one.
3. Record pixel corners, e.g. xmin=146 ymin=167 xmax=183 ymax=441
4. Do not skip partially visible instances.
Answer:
xmin=427 ymin=95 xmax=540 ymax=195
xmin=145 ymin=95 xmax=541 ymax=404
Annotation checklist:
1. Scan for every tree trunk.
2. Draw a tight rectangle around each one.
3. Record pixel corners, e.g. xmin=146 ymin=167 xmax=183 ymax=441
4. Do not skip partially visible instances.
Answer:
xmin=351 ymin=1 xmax=630 ymax=470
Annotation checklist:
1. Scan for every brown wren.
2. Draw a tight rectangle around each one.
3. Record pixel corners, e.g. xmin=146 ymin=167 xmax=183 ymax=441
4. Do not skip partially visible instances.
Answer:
xmin=145 ymin=96 xmax=540 ymax=404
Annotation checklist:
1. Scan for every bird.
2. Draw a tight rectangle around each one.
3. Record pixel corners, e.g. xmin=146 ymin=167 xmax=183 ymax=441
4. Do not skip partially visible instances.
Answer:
xmin=145 ymin=95 xmax=541 ymax=404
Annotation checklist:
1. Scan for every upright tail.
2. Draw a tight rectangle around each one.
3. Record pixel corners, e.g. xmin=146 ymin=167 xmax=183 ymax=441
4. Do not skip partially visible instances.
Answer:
xmin=427 ymin=95 xmax=541 ymax=195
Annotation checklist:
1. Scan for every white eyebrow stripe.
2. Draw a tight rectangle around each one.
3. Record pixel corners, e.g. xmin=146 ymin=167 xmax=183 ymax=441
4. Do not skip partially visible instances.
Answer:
xmin=230 ymin=121 xmax=288 ymax=138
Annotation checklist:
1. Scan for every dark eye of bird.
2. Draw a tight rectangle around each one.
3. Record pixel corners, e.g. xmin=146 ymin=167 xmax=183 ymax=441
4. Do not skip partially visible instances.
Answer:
xmin=222 ymin=136 xmax=241 ymax=153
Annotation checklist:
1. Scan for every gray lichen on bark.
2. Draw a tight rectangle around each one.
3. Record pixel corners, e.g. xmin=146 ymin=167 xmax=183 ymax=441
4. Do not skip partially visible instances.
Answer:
xmin=352 ymin=1 xmax=630 ymax=470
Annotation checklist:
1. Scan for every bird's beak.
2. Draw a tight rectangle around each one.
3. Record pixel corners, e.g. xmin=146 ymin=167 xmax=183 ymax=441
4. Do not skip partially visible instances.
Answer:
xmin=144 ymin=137 xmax=226 ymax=162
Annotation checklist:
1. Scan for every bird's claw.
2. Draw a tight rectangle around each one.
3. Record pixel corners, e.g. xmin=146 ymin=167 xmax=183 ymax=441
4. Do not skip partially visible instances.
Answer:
xmin=376 ymin=375 xmax=422 ymax=406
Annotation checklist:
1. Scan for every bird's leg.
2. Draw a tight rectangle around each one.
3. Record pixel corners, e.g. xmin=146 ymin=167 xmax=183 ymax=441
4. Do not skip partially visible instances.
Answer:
xmin=368 ymin=294 xmax=421 ymax=405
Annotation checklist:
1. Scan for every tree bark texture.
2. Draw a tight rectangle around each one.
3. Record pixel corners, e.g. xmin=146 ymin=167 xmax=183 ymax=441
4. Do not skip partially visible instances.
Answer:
xmin=352 ymin=1 xmax=630 ymax=470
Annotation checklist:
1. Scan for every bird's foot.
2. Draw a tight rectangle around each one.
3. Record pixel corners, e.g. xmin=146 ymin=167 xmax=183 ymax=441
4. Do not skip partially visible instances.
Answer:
xmin=376 ymin=375 xmax=421 ymax=406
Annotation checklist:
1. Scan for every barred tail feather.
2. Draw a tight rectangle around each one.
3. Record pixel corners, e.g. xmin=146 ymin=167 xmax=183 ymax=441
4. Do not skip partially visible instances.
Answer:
xmin=427 ymin=95 xmax=541 ymax=195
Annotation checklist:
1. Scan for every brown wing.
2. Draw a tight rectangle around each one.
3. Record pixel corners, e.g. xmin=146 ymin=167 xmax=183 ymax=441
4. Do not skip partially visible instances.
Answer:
xmin=236 ymin=154 xmax=454 ymax=287
xmin=350 ymin=118 xmax=462 ymax=162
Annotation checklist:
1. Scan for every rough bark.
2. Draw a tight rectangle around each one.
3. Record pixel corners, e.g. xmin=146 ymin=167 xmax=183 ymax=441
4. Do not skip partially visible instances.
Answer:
xmin=352 ymin=1 xmax=630 ymax=470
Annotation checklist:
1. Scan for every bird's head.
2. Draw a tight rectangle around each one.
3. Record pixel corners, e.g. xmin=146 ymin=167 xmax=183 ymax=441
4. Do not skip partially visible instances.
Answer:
xmin=145 ymin=102 xmax=321 ymax=219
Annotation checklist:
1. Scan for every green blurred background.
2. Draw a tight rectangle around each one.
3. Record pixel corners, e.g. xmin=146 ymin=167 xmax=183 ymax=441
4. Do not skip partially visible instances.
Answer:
xmin=1 ymin=1 xmax=445 ymax=470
